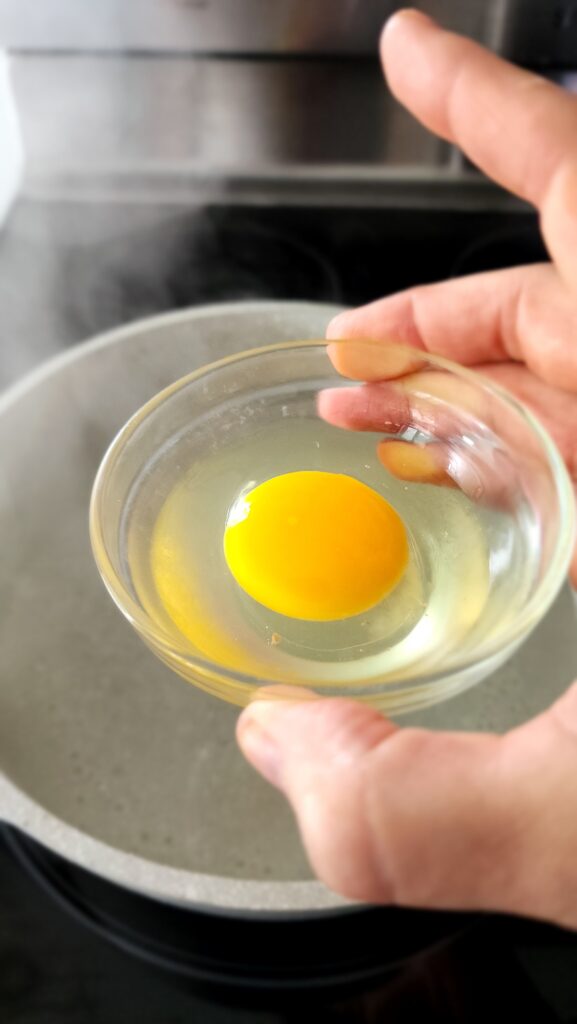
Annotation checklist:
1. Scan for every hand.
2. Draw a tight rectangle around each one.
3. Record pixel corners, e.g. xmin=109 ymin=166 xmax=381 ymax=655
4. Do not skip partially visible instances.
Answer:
xmin=237 ymin=10 xmax=577 ymax=931
xmin=318 ymin=337 xmax=545 ymax=515
xmin=327 ymin=9 xmax=577 ymax=583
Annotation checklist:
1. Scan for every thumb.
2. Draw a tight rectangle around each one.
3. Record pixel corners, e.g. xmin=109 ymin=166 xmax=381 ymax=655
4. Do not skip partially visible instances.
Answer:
xmin=237 ymin=684 xmax=577 ymax=927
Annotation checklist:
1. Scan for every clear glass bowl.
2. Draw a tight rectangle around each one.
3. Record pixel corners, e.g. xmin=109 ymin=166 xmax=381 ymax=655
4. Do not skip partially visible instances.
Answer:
xmin=90 ymin=339 xmax=575 ymax=714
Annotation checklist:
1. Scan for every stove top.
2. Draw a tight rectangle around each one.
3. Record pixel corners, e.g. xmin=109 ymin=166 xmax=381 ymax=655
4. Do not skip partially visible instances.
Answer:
xmin=0 ymin=198 xmax=546 ymax=389
xmin=1 ymin=825 xmax=577 ymax=1023
xmin=0 ymin=195 xmax=570 ymax=1021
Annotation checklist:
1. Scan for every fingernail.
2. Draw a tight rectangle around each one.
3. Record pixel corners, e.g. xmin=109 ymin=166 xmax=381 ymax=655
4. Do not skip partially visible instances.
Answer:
xmin=378 ymin=440 xmax=456 ymax=487
xmin=316 ymin=387 xmax=358 ymax=430
xmin=383 ymin=9 xmax=436 ymax=38
xmin=328 ymin=339 xmax=426 ymax=382
xmin=326 ymin=312 xmax=352 ymax=340
xmin=237 ymin=718 xmax=283 ymax=788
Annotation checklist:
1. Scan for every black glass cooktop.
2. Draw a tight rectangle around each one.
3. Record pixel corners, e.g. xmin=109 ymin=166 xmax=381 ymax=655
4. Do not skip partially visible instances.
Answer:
xmin=2 ymin=824 xmax=577 ymax=1023
xmin=1 ymin=196 xmax=573 ymax=1022
xmin=0 ymin=198 xmax=546 ymax=389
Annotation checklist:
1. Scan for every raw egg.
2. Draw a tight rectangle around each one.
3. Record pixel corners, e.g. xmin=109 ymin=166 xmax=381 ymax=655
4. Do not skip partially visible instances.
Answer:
xmin=223 ymin=470 xmax=409 ymax=621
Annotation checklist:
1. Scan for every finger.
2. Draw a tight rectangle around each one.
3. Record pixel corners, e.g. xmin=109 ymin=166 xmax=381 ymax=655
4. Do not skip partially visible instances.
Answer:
xmin=318 ymin=382 xmax=410 ymax=435
xmin=478 ymin=363 xmax=577 ymax=586
xmin=327 ymin=264 xmax=577 ymax=393
xmin=323 ymin=387 xmax=516 ymax=512
xmin=542 ymin=162 xmax=577 ymax=298
xmin=476 ymin=362 xmax=577 ymax=479
xmin=377 ymin=439 xmax=457 ymax=489
xmin=328 ymin=337 xmax=426 ymax=381
xmin=318 ymin=384 xmax=482 ymax=497
xmin=379 ymin=437 xmax=526 ymax=515
xmin=381 ymin=11 xmax=576 ymax=203
xmin=322 ymin=340 xmax=577 ymax=547
xmin=237 ymin=683 xmax=577 ymax=927
xmin=319 ymin=357 xmax=485 ymax=435
xmin=319 ymin=370 xmax=489 ymax=438
xmin=318 ymin=373 xmax=527 ymax=507
xmin=321 ymin=372 xmax=575 ymax=585
xmin=381 ymin=12 xmax=577 ymax=293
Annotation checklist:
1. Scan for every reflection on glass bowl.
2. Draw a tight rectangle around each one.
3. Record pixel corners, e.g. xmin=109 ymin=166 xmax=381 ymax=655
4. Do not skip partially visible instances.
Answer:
xmin=90 ymin=339 xmax=574 ymax=714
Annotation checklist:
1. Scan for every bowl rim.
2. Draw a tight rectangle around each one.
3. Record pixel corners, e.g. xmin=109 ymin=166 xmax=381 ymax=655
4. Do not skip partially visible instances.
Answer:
xmin=90 ymin=338 xmax=576 ymax=694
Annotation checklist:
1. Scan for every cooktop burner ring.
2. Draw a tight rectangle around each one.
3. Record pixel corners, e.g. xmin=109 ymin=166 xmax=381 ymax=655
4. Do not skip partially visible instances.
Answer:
xmin=4 ymin=827 xmax=477 ymax=1005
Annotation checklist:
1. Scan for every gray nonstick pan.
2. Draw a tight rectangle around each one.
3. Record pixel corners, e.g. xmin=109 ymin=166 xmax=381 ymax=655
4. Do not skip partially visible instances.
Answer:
xmin=1 ymin=301 xmax=576 ymax=995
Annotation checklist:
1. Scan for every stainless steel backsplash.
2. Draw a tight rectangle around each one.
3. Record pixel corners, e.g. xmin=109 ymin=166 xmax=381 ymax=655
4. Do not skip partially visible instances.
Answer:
xmin=1 ymin=0 xmax=576 ymax=66
xmin=4 ymin=0 xmax=570 ymax=208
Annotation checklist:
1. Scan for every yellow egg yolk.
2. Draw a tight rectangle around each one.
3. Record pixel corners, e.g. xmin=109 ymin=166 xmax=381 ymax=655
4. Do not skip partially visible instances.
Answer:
xmin=223 ymin=471 xmax=409 ymax=621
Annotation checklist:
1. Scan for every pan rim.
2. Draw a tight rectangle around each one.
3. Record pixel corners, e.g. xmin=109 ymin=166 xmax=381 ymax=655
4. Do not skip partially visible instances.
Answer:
xmin=0 ymin=300 xmax=351 ymax=914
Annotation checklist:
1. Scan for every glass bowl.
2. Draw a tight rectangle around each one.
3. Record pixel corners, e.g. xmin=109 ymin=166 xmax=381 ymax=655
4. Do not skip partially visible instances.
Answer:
xmin=90 ymin=339 xmax=575 ymax=714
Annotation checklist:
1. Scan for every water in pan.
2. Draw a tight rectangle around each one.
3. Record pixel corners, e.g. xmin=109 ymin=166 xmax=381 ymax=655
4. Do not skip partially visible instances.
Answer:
xmin=0 ymin=304 xmax=573 ymax=887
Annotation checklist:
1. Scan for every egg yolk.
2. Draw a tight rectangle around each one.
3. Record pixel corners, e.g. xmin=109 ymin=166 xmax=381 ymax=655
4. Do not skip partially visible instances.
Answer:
xmin=223 ymin=471 xmax=409 ymax=621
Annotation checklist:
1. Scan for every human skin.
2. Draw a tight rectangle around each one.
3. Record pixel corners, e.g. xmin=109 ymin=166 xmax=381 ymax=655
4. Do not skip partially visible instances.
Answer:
xmin=237 ymin=10 xmax=577 ymax=930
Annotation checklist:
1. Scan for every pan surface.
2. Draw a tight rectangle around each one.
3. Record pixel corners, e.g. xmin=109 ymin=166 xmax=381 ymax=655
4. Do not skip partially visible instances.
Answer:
xmin=0 ymin=300 xmax=576 ymax=913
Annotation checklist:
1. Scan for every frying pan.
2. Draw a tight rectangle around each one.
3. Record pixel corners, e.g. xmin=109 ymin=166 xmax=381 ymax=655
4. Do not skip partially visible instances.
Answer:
xmin=0 ymin=302 xmax=576 ymax=983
